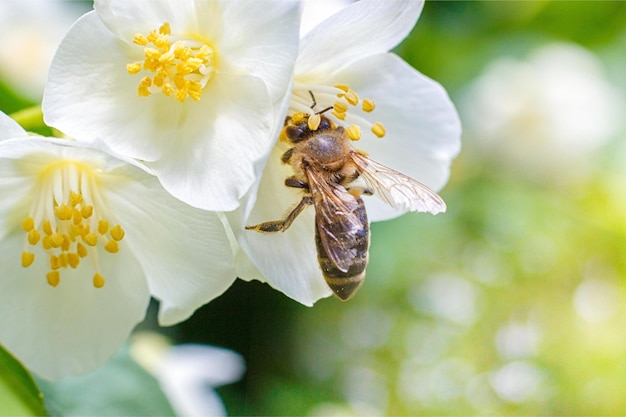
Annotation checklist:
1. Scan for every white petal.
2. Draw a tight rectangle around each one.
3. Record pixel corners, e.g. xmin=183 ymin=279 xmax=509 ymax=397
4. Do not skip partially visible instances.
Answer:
xmin=94 ymin=0 xmax=201 ymax=42
xmin=148 ymin=73 xmax=274 ymax=211
xmin=0 ymin=231 xmax=149 ymax=380
xmin=329 ymin=53 xmax=461 ymax=221
xmin=43 ymin=12 xmax=173 ymax=162
xmin=105 ymin=173 xmax=236 ymax=326
xmin=297 ymin=0 xmax=423 ymax=77
xmin=228 ymin=146 xmax=332 ymax=306
xmin=0 ymin=111 xmax=26 ymax=140
xmin=217 ymin=0 xmax=301 ymax=102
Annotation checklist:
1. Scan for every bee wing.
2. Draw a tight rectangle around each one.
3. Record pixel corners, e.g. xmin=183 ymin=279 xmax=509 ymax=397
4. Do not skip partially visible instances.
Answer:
xmin=304 ymin=165 xmax=366 ymax=273
xmin=350 ymin=152 xmax=446 ymax=214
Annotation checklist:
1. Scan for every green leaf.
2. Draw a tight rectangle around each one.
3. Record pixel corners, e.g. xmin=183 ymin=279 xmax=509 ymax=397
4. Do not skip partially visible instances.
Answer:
xmin=0 ymin=344 xmax=46 ymax=417
xmin=36 ymin=344 xmax=176 ymax=417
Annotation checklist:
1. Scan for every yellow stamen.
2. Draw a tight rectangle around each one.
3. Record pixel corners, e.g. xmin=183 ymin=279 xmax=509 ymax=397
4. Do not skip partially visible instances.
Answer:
xmin=93 ymin=273 xmax=105 ymax=289
xmin=105 ymin=240 xmax=119 ymax=254
xmin=22 ymin=217 xmax=34 ymax=232
xmin=362 ymin=99 xmax=376 ymax=113
xmin=344 ymin=90 xmax=359 ymax=106
xmin=346 ymin=124 xmax=361 ymax=141
xmin=21 ymin=161 xmax=126 ymax=289
xmin=333 ymin=101 xmax=348 ymax=114
xmin=21 ymin=252 xmax=35 ymax=268
xmin=371 ymin=122 xmax=386 ymax=138
xmin=128 ymin=22 xmax=216 ymax=103
xmin=110 ymin=225 xmax=125 ymax=241
xmin=334 ymin=84 xmax=350 ymax=92
xmin=47 ymin=271 xmax=60 ymax=287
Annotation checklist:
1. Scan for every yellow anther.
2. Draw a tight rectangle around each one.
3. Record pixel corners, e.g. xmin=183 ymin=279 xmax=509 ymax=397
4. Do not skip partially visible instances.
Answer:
xmin=73 ymin=208 xmax=82 ymax=225
xmin=105 ymin=240 xmax=119 ymax=254
xmin=43 ymin=220 xmax=52 ymax=236
xmin=345 ymin=90 xmax=359 ymax=106
xmin=308 ymin=113 xmax=322 ymax=131
xmin=55 ymin=204 xmax=73 ymax=221
xmin=22 ymin=217 xmax=34 ymax=232
xmin=61 ymin=235 xmax=70 ymax=251
xmin=334 ymin=84 xmax=350 ymax=92
xmin=81 ymin=205 xmax=93 ymax=218
xmin=333 ymin=101 xmax=348 ymax=114
xmin=127 ymin=62 xmax=142 ymax=75
xmin=362 ymin=99 xmax=376 ymax=113
xmin=69 ymin=192 xmax=83 ymax=207
xmin=93 ymin=273 xmax=105 ymax=289
xmin=159 ymin=22 xmax=171 ymax=35
xmin=332 ymin=110 xmax=346 ymax=121
xmin=47 ymin=271 xmax=60 ymax=287
xmin=21 ymin=252 xmax=35 ymax=268
xmin=128 ymin=22 xmax=216 ymax=102
xmin=28 ymin=229 xmax=40 ymax=245
xmin=50 ymin=255 xmax=62 ymax=270
xmin=42 ymin=236 xmax=52 ymax=250
xmin=133 ymin=33 xmax=148 ymax=46
xmin=67 ymin=253 xmax=80 ymax=269
xmin=98 ymin=220 xmax=109 ymax=235
xmin=83 ymin=232 xmax=98 ymax=247
xmin=49 ymin=233 xmax=64 ymax=248
xmin=110 ymin=225 xmax=125 ymax=241
xmin=346 ymin=124 xmax=361 ymax=141
xmin=371 ymin=122 xmax=386 ymax=138
xmin=77 ymin=242 xmax=88 ymax=258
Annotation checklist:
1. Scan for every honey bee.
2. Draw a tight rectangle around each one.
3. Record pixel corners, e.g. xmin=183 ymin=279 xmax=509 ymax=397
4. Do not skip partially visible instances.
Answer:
xmin=246 ymin=108 xmax=446 ymax=301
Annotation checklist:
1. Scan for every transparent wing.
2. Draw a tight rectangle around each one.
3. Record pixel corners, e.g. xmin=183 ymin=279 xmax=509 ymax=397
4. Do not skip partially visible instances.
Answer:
xmin=304 ymin=165 xmax=366 ymax=273
xmin=350 ymin=151 xmax=446 ymax=214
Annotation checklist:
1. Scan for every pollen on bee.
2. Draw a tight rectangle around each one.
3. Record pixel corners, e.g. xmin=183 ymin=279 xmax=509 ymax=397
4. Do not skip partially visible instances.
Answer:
xmin=308 ymin=113 xmax=322 ymax=131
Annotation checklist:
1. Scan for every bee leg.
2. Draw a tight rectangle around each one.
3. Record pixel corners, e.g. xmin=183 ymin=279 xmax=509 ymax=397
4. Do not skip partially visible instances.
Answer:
xmin=281 ymin=147 xmax=295 ymax=163
xmin=245 ymin=196 xmax=313 ymax=233
xmin=285 ymin=176 xmax=309 ymax=190
xmin=347 ymin=187 xmax=373 ymax=198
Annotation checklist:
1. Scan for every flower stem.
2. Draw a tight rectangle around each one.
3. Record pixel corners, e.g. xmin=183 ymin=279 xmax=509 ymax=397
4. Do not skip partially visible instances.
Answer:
xmin=10 ymin=106 xmax=45 ymax=131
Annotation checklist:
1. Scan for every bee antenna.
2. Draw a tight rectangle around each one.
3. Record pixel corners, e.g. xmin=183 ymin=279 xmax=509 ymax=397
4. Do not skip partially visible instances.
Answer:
xmin=316 ymin=106 xmax=333 ymax=115
xmin=308 ymin=90 xmax=317 ymax=109
xmin=308 ymin=90 xmax=332 ymax=115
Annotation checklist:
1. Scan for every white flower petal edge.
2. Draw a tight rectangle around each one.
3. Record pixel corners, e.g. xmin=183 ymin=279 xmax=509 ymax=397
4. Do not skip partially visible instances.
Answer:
xmin=0 ymin=111 xmax=27 ymax=141
xmin=107 ymin=171 xmax=237 ymax=325
xmin=226 ymin=146 xmax=332 ymax=306
xmin=0 ymin=137 xmax=235 ymax=378
xmin=328 ymin=53 xmax=461 ymax=221
xmin=297 ymin=0 xmax=423 ymax=77
xmin=43 ymin=0 xmax=302 ymax=211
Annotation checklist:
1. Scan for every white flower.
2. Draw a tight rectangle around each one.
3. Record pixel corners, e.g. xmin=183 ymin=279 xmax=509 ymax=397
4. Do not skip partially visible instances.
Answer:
xmin=0 ymin=112 xmax=236 ymax=380
xmin=42 ymin=0 xmax=302 ymax=211
xmin=460 ymin=43 xmax=624 ymax=182
xmin=228 ymin=0 xmax=461 ymax=305
xmin=131 ymin=332 xmax=245 ymax=417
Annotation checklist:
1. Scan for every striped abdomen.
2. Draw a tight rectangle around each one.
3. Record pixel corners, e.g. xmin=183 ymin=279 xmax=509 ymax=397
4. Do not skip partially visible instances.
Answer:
xmin=315 ymin=197 xmax=369 ymax=300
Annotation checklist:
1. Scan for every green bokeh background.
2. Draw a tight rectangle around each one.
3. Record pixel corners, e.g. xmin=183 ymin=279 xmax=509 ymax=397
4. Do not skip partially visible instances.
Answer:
xmin=2 ymin=1 xmax=626 ymax=416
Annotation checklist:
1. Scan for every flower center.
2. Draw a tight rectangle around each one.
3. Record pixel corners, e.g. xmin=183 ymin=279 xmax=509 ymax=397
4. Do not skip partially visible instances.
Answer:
xmin=20 ymin=161 xmax=125 ymax=288
xmin=290 ymin=81 xmax=386 ymax=140
xmin=126 ymin=22 xmax=217 ymax=103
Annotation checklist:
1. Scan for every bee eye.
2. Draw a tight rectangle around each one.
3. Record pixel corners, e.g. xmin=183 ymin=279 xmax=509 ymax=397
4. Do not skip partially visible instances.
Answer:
xmin=285 ymin=125 xmax=308 ymax=143
xmin=318 ymin=118 xmax=332 ymax=131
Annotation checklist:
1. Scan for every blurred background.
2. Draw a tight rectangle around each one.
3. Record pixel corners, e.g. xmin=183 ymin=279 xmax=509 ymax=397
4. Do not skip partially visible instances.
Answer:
xmin=2 ymin=1 xmax=626 ymax=416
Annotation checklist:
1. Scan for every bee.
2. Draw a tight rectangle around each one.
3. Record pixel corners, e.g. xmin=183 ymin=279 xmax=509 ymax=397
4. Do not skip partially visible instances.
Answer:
xmin=246 ymin=108 xmax=446 ymax=301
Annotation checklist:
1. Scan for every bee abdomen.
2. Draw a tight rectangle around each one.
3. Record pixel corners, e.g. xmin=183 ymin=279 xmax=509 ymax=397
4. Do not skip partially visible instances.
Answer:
xmin=315 ymin=199 xmax=369 ymax=301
